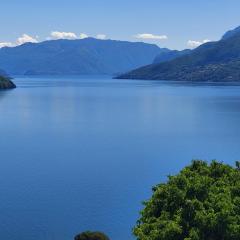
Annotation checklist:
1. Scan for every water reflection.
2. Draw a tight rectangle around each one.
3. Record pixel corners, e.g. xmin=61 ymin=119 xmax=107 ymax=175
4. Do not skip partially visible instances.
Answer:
xmin=1 ymin=76 xmax=240 ymax=240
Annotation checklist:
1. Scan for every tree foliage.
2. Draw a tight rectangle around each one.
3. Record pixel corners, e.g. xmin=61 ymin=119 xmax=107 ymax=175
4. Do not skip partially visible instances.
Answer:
xmin=74 ymin=231 xmax=110 ymax=240
xmin=0 ymin=75 xmax=16 ymax=89
xmin=134 ymin=160 xmax=240 ymax=240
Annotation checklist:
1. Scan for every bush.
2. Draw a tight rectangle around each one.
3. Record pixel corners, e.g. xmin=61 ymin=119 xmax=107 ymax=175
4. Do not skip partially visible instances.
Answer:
xmin=134 ymin=160 xmax=240 ymax=240
xmin=74 ymin=231 xmax=110 ymax=240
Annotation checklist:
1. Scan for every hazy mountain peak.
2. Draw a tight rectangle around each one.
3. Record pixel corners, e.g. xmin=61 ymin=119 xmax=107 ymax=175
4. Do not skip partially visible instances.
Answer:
xmin=222 ymin=26 xmax=240 ymax=40
xmin=0 ymin=38 xmax=163 ymax=75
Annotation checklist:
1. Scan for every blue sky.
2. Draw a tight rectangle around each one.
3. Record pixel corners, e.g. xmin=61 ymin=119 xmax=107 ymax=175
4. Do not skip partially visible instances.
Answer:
xmin=1 ymin=0 xmax=240 ymax=49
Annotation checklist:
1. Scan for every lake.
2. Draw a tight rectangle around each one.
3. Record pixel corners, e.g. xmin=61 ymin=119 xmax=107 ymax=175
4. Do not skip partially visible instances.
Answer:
xmin=1 ymin=76 xmax=240 ymax=240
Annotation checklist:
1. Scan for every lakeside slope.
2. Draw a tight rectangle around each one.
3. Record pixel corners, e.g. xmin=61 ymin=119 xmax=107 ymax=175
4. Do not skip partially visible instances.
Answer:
xmin=117 ymin=26 xmax=240 ymax=82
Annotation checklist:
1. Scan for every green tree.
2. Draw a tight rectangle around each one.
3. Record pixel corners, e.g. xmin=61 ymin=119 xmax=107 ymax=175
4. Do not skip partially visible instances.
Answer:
xmin=0 ymin=75 xmax=16 ymax=89
xmin=134 ymin=160 xmax=240 ymax=240
xmin=74 ymin=231 xmax=110 ymax=240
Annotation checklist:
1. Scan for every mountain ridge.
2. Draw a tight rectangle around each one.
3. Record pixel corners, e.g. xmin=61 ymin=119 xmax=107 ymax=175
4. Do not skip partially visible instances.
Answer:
xmin=222 ymin=26 xmax=240 ymax=40
xmin=117 ymin=26 xmax=240 ymax=82
xmin=0 ymin=38 xmax=164 ymax=75
xmin=153 ymin=49 xmax=191 ymax=64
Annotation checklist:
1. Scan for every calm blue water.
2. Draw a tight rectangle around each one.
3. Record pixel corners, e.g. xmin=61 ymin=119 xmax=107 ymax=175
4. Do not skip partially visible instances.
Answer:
xmin=1 ymin=76 xmax=240 ymax=240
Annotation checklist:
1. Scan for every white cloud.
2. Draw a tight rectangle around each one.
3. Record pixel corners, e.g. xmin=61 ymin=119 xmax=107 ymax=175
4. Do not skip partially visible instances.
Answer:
xmin=51 ymin=31 xmax=77 ymax=40
xmin=135 ymin=33 xmax=168 ymax=40
xmin=187 ymin=39 xmax=211 ymax=48
xmin=16 ymin=34 xmax=38 ymax=45
xmin=79 ymin=33 xmax=88 ymax=39
xmin=50 ymin=32 xmax=88 ymax=40
xmin=0 ymin=34 xmax=38 ymax=48
xmin=96 ymin=34 xmax=107 ymax=40
xmin=0 ymin=42 xmax=14 ymax=48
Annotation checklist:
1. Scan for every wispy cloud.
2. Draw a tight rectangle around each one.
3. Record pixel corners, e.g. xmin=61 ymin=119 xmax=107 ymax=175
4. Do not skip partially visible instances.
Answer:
xmin=0 ymin=34 xmax=38 ymax=48
xmin=49 ymin=31 xmax=88 ymax=40
xmin=79 ymin=33 xmax=88 ymax=39
xmin=96 ymin=34 xmax=107 ymax=40
xmin=16 ymin=34 xmax=38 ymax=45
xmin=0 ymin=42 xmax=14 ymax=48
xmin=187 ymin=39 xmax=211 ymax=48
xmin=135 ymin=33 xmax=168 ymax=40
xmin=51 ymin=31 xmax=77 ymax=40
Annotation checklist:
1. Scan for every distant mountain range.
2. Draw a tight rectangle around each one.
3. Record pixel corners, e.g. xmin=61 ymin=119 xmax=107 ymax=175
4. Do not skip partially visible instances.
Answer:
xmin=153 ymin=49 xmax=191 ymax=64
xmin=0 ymin=38 xmax=169 ymax=75
xmin=117 ymin=26 xmax=240 ymax=82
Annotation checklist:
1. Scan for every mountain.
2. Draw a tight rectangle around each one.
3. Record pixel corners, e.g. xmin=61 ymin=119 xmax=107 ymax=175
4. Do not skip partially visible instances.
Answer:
xmin=222 ymin=26 xmax=240 ymax=40
xmin=153 ymin=49 xmax=191 ymax=64
xmin=117 ymin=26 xmax=240 ymax=82
xmin=0 ymin=38 xmax=165 ymax=75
